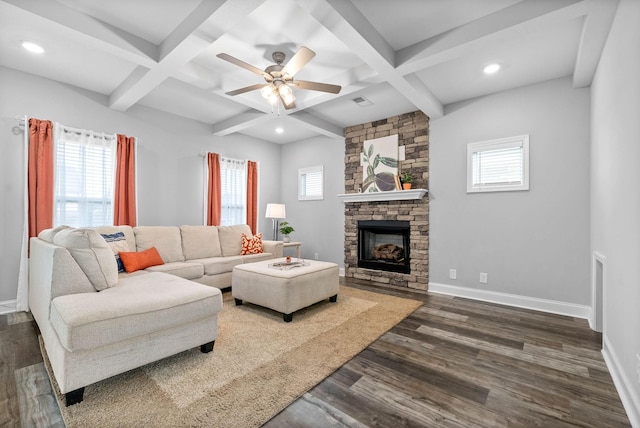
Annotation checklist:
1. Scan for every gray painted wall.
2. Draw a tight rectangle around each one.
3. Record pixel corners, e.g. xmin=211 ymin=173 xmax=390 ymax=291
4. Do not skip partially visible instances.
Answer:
xmin=429 ymin=76 xmax=591 ymax=305
xmin=591 ymin=0 xmax=640 ymax=421
xmin=0 ymin=66 xmax=281 ymax=302
xmin=279 ymin=136 xmax=345 ymax=266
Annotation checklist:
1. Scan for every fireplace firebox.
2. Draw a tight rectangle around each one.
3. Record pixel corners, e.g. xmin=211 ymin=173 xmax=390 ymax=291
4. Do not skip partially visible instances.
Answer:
xmin=358 ymin=220 xmax=410 ymax=274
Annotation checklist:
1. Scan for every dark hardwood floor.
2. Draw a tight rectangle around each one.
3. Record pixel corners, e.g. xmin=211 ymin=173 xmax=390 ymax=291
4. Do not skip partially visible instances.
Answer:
xmin=1 ymin=279 xmax=630 ymax=427
xmin=265 ymin=280 xmax=631 ymax=427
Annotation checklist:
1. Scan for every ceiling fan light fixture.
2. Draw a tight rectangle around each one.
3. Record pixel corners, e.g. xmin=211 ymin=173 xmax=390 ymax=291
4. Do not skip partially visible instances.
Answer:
xmin=261 ymin=84 xmax=275 ymax=99
xmin=278 ymin=84 xmax=295 ymax=105
xmin=267 ymin=92 xmax=279 ymax=106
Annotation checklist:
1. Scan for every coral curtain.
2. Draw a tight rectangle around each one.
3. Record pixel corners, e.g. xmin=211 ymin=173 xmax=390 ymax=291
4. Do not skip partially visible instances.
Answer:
xmin=28 ymin=118 xmax=54 ymax=238
xmin=114 ymin=134 xmax=137 ymax=226
xmin=246 ymin=160 xmax=258 ymax=234
xmin=207 ymin=152 xmax=221 ymax=226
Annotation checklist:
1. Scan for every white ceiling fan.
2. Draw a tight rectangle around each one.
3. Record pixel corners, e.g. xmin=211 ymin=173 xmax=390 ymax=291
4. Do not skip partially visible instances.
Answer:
xmin=217 ymin=46 xmax=341 ymax=110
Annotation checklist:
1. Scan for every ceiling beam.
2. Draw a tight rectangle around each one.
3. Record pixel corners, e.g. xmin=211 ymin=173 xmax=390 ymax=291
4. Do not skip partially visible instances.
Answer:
xmin=298 ymin=0 xmax=443 ymax=118
xmin=289 ymin=111 xmax=344 ymax=139
xmin=396 ymin=0 xmax=586 ymax=75
xmin=109 ymin=0 xmax=264 ymax=111
xmin=3 ymin=0 xmax=157 ymax=67
xmin=573 ymin=0 xmax=620 ymax=88
xmin=211 ymin=110 xmax=272 ymax=136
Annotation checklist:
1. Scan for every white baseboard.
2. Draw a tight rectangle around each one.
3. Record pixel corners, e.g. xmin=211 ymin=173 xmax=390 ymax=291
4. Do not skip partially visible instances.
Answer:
xmin=602 ymin=335 xmax=640 ymax=427
xmin=428 ymin=282 xmax=592 ymax=320
xmin=0 ymin=299 xmax=17 ymax=315
xmin=339 ymin=267 xmax=345 ymax=277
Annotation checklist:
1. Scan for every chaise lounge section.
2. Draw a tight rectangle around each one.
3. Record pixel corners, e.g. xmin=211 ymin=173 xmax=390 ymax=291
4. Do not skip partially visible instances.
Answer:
xmin=29 ymin=224 xmax=279 ymax=406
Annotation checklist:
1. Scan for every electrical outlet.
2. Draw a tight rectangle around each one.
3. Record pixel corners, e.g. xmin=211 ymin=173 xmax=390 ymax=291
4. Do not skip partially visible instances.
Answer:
xmin=480 ymin=272 xmax=488 ymax=284
xmin=314 ymin=252 xmax=319 ymax=260
xmin=449 ymin=269 xmax=457 ymax=280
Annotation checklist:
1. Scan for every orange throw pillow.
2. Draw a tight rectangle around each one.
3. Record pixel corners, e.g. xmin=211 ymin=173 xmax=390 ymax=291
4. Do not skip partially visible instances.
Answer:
xmin=119 ymin=247 xmax=164 ymax=273
xmin=241 ymin=233 xmax=263 ymax=255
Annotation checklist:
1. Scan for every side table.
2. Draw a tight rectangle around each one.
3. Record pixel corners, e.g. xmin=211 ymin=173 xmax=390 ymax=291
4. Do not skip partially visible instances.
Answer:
xmin=282 ymin=241 xmax=302 ymax=259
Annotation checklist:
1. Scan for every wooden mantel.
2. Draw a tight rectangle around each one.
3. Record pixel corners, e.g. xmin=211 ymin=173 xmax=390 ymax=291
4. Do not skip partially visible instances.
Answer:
xmin=337 ymin=189 xmax=428 ymax=203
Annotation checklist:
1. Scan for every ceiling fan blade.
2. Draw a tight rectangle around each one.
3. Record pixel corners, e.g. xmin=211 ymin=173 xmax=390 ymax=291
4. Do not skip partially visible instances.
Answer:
xmin=217 ymin=53 xmax=271 ymax=80
xmin=225 ymin=83 xmax=267 ymax=96
xmin=293 ymin=80 xmax=342 ymax=94
xmin=281 ymin=46 xmax=315 ymax=77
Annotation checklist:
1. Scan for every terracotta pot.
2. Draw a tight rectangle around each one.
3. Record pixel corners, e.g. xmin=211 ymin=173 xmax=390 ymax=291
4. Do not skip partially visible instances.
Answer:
xmin=402 ymin=183 xmax=412 ymax=190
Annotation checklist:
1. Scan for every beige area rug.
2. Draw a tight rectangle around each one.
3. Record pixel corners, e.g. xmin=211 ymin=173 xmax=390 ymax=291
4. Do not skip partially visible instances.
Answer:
xmin=42 ymin=285 xmax=422 ymax=427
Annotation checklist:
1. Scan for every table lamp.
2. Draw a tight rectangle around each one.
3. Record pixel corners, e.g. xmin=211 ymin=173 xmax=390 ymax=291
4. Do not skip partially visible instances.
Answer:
xmin=265 ymin=203 xmax=286 ymax=240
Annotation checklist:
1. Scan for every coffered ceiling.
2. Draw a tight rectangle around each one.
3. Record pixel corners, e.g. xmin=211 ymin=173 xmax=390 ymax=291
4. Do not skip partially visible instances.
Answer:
xmin=0 ymin=0 xmax=618 ymax=143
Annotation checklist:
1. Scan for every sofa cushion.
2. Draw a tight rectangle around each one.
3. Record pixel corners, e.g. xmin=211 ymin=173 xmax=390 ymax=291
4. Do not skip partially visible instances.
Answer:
xmin=119 ymin=247 xmax=164 ymax=273
xmin=240 ymin=253 xmax=274 ymax=263
xmin=145 ymin=261 xmax=204 ymax=280
xmin=217 ymin=224 xmax=252 ymax=256
xmin=134 ymin=226 xmax=185 ymax=263
xmin=49 ymin=272 xmax=222 ymax=352
xmin=38 ymin=225 xmax=71 ymax=243
xmin=241 ymin=233 xmax=263 ymax=255
xmin=53 ymin=228 xmax=118 ymax=291
xmin=180 ymin=225 xmax=222 ymax=260
xmin=189 ymin=256 xmax=243 ymax=275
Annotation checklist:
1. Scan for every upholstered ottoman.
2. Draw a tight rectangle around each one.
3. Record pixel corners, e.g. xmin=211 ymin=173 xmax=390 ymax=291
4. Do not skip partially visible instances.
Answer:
xmin=232 ymin=258 xmax=339 ymax=322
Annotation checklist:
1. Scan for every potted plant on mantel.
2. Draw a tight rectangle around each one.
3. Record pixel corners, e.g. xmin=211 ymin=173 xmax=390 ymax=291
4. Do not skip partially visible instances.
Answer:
xmin=278 ymin=221 xmax=295 ymax=243
xmin=400 ymin=171 xmax=414 ymax=190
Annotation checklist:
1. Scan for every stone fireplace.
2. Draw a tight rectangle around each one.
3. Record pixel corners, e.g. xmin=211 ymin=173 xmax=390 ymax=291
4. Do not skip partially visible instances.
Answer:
xmin=342 ymin=111 xmax=429 ymax=290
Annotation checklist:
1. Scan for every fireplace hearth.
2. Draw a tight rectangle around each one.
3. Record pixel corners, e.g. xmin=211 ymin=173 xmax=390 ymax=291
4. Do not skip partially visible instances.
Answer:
xmin=358 ymin=220 xmax=410 ymax=274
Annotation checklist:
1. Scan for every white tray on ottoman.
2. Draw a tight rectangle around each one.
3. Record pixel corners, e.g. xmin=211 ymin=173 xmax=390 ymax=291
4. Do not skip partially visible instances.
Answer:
xmin=232 ymin=258 xmax=339 ymax=322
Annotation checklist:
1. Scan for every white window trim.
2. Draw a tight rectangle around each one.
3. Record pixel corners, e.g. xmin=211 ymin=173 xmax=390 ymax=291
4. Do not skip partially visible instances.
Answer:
xmin=298 ymin=165 xmax=324 ymax=201
xmin=467 ymin=134 xmax=530 ymax=193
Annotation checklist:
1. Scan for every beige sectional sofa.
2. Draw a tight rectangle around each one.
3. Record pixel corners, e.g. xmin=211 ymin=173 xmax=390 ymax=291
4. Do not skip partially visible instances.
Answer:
xmin=29 ymin=224 xmax=281 ymax=406
xmin=93 ymin=224 xmax=283 ymax=288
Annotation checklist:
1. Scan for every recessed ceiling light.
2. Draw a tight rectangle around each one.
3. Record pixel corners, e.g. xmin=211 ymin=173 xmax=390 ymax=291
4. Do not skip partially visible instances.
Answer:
xmin=275 ymin=127 xmax=284 ymax=134
xmin=483 ymin=63 xmax=501 ymax=74
xmin=21 ymin=41 xmax=44 ymax=54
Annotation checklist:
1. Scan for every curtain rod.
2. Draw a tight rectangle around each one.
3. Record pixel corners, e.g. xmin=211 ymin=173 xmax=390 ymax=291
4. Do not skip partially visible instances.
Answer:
xmin=15 ymin=117 xmax=116 ymax=139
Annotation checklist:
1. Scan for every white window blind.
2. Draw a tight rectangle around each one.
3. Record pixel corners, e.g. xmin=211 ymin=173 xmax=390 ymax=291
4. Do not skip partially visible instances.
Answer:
xmin=298 ymin=165 xmax=324 ymax=200
xmin=467 ymin=135 xmax=529 ymax=193
xmin=54 ymin=124 xmax=116 ymax=227
xmin=220 ymin=157 xmax=247 ymax=225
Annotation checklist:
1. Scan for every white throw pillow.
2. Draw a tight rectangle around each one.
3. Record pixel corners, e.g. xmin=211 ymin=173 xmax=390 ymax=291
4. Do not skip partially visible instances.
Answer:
xmin=53 ymin=228 xmax=118 ymax=291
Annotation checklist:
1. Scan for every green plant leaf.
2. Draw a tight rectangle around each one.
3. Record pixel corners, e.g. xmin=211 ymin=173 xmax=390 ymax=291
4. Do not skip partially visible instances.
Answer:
xmin=367 ymin=144 xmax=373 ymax=158
xmin=380 ymin=157 xmax=398 ymax=168
xmin=373 ymin=154 xmax=380 ymax=169
xmin=362 ymin=174 xmax=376 ymax=191
xmin=367 ymin=165 xmax=374 ymax=177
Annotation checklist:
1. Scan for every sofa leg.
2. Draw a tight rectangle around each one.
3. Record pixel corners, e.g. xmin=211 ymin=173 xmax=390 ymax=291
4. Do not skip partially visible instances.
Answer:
xmin=65 ymin=387 xmax=85 ymax=406
xmin=329 ymin=294 xmax=337 ymax=302
xmin=200 ymin=341 xmax=215 ymax=353
xmin=234 ymin=298 xmax=243 ymax=306
xmin=283 ymin=313 xmax=293 ymax=322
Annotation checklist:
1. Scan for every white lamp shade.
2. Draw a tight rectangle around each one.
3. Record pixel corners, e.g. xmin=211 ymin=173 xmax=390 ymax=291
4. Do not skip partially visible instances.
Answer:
xmin=265 ymin=203 xmax=286 ymax=219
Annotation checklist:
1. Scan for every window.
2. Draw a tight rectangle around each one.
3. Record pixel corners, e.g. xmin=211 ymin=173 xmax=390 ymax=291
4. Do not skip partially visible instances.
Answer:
xmin=467 ymin=135 xmax=529 ymax=193
xmin=298 ymin=165 xmax=324 ymax=200
xmin=220 ymin=157 xmax=246 ymax=225
xmin=54 ymin=125 xmax=116 ymax=227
